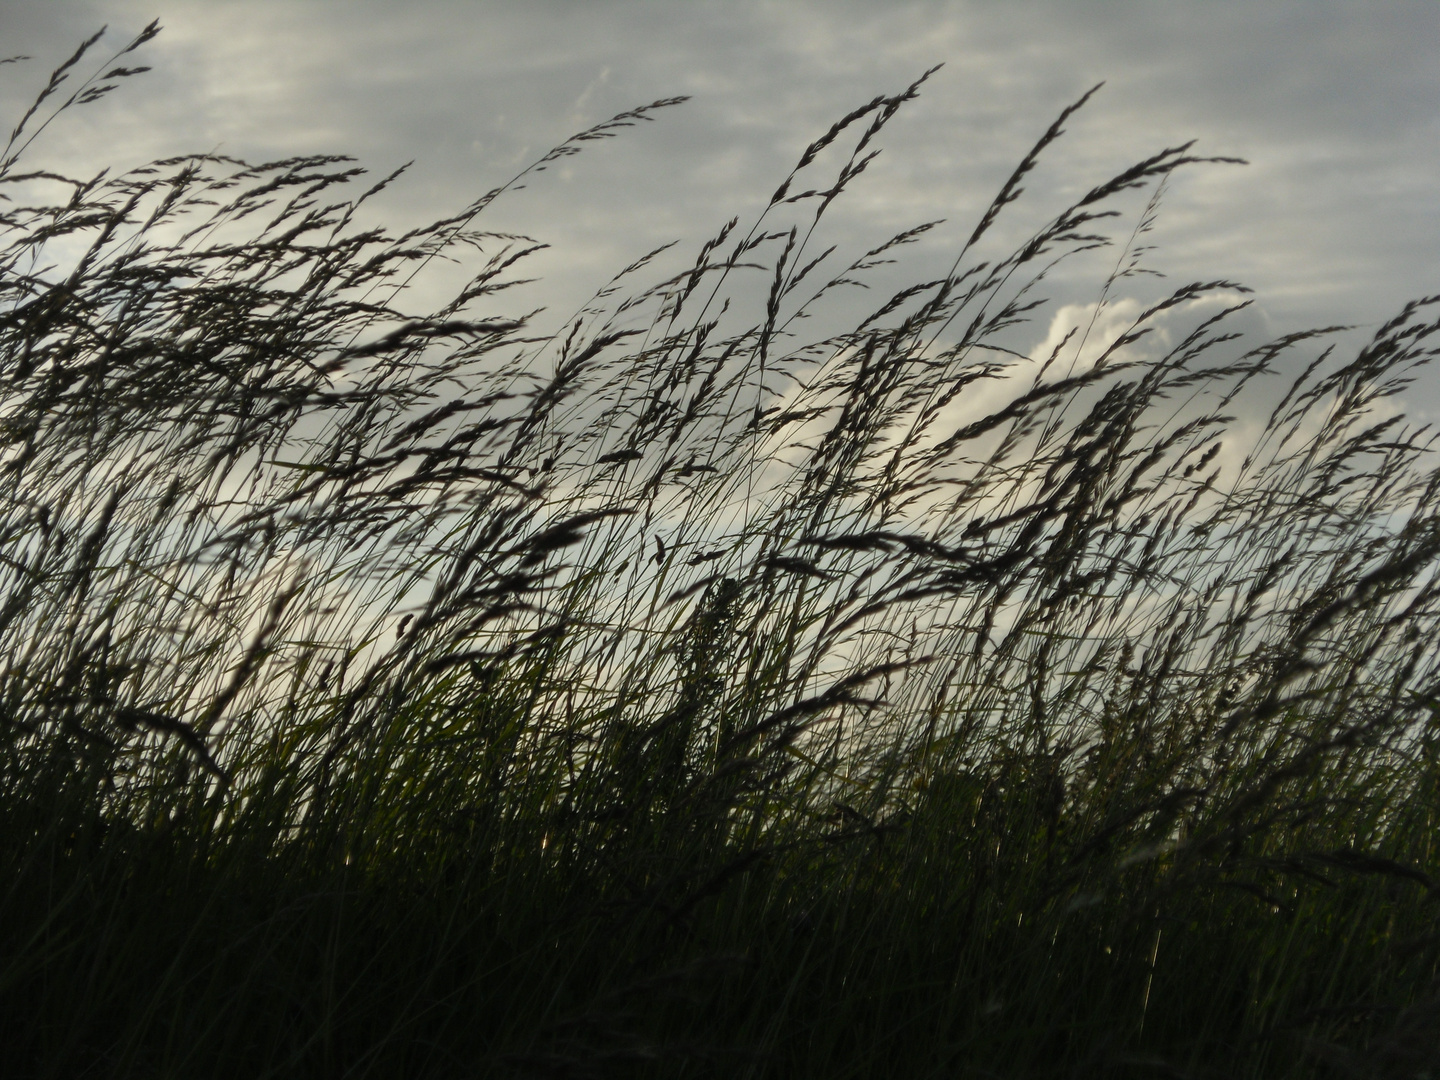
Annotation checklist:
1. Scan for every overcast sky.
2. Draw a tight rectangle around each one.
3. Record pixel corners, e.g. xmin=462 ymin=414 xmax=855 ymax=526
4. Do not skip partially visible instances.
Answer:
xmin=5 ymin=1 xmax=1439 ymax=411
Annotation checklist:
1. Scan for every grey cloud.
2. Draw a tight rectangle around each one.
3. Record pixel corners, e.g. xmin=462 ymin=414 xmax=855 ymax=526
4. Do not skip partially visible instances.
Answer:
xmin=2 ymin=0 xmax=1436 ymax=410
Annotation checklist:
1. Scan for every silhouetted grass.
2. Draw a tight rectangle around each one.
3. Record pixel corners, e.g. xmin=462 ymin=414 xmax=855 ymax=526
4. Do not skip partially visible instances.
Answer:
xmin=5 ymin=25 xmax=1440 ymax=1079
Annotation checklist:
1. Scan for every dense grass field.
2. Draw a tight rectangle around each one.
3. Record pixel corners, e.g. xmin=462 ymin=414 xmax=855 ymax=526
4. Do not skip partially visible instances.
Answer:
xmin=5 ymin=26 xmax=1440 ymax=1078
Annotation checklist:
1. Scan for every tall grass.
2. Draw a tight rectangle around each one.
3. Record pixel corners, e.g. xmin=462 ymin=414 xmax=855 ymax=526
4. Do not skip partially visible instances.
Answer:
xmin=5 ymin=26 xmax=1440 ymax=1078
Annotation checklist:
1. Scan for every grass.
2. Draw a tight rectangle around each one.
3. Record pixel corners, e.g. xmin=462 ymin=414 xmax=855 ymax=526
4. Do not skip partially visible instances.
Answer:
xmin=4 ymin=24 xmax=1440 ymax=1079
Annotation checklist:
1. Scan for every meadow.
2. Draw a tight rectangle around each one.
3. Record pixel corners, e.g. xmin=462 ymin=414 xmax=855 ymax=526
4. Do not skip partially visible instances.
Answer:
xmin=5 ymin=25 xmax=1440 ymax=1078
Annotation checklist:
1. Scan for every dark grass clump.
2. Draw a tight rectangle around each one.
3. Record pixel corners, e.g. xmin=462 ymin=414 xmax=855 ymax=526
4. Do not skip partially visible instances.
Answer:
xmin=5 ymin=26 xmax=1440 ymax=1079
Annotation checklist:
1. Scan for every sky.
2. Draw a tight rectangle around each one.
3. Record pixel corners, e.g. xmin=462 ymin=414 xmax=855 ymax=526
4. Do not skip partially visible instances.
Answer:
xmin=4 ymin=1 xmax=1439 ymax=410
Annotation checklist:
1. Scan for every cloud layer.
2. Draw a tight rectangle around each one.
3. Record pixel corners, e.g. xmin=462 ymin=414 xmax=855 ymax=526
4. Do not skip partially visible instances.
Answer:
xmin=4 ymin=1 xmax=1438 ymax=410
